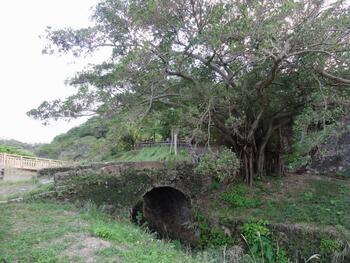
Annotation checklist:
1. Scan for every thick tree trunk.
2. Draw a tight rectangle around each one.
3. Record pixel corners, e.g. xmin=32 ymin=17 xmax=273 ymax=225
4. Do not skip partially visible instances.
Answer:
xmin=225 ymin=112 xmax=292 ymax=185
xmin=275 ymin=128 xmax=285 ymax=176
xmin=242 ymin=145 xmax=254 ymax=185
xmin=257 ymin=151 xmax=265 ymax=178
xmin=257 ymin=122 xmax=274 ymax=178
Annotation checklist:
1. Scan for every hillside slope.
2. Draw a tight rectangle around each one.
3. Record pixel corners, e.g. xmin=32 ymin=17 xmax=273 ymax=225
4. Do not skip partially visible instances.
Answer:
xmin=35 ymin=117 xmax=116 ymax=162
xmin=0 ymin=139 xmax=39 ymax=157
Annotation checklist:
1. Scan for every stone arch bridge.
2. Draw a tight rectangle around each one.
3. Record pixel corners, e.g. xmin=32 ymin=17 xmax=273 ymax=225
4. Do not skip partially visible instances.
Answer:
xmin=39 ymin=161 xmax=208 ymax=244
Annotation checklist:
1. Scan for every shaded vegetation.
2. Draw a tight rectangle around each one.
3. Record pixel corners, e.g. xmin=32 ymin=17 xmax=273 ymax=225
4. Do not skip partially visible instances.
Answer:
xmin=194 ymin=210 xmax=235 ymax=249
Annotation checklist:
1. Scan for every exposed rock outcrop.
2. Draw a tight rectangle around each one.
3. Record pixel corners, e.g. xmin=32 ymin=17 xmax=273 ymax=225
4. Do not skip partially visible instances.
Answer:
xmin=308 ymin=126 xmax=350 ymax=176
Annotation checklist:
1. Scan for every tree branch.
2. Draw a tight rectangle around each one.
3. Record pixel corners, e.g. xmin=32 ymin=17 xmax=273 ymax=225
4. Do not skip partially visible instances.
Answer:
xmin=317 ymin=69 xmax=350 ymax=85
xmin=184 ymin=51 xmax=237 ymax=87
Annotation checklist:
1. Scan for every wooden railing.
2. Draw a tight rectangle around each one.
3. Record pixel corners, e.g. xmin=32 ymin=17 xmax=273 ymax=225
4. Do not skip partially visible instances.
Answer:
xmin=135 ymin=140 xmax=191 ymax=149
xmin=0 ymin=153 xmax=70 ymax=171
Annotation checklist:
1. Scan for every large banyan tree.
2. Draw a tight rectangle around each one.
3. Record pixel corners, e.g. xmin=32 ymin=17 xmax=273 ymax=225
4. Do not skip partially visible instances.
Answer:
xmin=29 ymin=0 xmax=350 ymax=184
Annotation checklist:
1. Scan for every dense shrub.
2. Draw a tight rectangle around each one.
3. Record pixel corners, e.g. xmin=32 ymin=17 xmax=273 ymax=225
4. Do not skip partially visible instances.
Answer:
xmin=195 ymin=148 xmax=240 ymax=182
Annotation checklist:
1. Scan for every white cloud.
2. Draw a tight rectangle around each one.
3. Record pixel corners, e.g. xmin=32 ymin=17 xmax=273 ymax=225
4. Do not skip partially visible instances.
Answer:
xmin=0 ymin=0 xmax=103 ymax=143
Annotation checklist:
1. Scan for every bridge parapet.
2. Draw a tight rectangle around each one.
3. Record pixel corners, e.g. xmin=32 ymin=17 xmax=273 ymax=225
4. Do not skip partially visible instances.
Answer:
xmin=0 ymin=153 xmax=70 ymax=171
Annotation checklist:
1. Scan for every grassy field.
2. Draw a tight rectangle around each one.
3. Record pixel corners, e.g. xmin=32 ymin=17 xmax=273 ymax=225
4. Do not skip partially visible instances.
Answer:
xmin=0 ymin=177 xmax=253 ymax=263
xmin=0 ymin=201 xmax=200 ymax=263
xmin=210 ymin=174 xmax=350 ymax=236
xmin=115 ymin=147 xmax=191 ymax=162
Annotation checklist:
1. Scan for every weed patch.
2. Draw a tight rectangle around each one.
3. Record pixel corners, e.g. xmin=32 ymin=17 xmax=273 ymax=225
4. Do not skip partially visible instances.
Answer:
xmin=242 ymin=219 xmax=289 ymax=263
xmin=221 ymin=184 xmax=262 ymax=209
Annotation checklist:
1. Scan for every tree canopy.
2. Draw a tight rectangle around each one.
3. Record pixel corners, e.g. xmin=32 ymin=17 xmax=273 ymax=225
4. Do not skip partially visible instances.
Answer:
xmin=29 ymin=0 xmax=350 ymax=184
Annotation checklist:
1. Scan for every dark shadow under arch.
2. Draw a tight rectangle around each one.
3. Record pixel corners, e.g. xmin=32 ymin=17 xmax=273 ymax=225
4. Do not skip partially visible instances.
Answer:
xmin=132 ymin=186 xmax=198 ymax=245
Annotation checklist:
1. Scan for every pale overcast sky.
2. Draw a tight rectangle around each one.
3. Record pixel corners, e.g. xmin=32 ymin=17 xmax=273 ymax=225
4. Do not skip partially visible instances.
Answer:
xmin=0 ymin=0 xmax=102 ymax=144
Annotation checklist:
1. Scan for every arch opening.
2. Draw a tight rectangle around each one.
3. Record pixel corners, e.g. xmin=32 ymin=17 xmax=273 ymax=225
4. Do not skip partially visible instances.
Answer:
xmin=132 ymin=186 xmax=198 ymax=245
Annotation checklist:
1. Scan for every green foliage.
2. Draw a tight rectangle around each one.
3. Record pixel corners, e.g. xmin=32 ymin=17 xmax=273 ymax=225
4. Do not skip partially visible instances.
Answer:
xmin=242 ymin=220 xmax=270 ymax=243
xmin=35 ymin=115 xmax=144 ymax=161
xmin=303 ymin=191 xmax=314 ymax=202
xmin=195 ymin=148 xmax=240 ymax=182
xmin=25 ymin=183 xmax=54 ymax=200
xmin=31 ymin=248 xmax=59 ymax=263
xmin=0 ymin=144 xmax=35 ymax=157
xmin=336 ymin=170 xmax=350 ymax=179
xmin=320 ymin=239 xmax=341 ymax=254
xmin=242 ymin=220 xmax=289 ymax=263
xmin=35 ymin=116 xmax=115 ymax=161
xmin=221 ymin=184 xmax=262 ymax=209
xmin=319 ymin=238 xmax=343 ymax=263
xmin=194 ymin=211 xmax=234 ymax=249
xmin=135 ymin=211 xmax=144 ymax=226
xmin=159 ymin=108 xmax=182 ymax=138
xmin=210 ymin=180 xmax=221 ymax=190
xmin=0 ymin=139 xmax=40 ymax=153
xmin=94 ymin=225 xmax=114 ymax=240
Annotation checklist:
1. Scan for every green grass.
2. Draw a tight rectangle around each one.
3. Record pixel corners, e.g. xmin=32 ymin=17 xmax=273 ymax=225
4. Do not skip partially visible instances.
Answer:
xmin=0 ymin=178 xmax=39 ymax=201
xmin=0 ymin=201 xmax=257 ymax=262
xmin=0 ymin=201 xmax=199 ymax=263
xmin=336 ymin=169 xmax=350 ymax=179
xmin=0 ymin=177 xmax=38 ymax=187
xmin=221 ymin=184 xmax=262 ymax=209
xmin=253 ymin=179 xmax=350 ymax=229
xmin=0 ymin=178 xmax=53 ymax=202
xmin=213 ymin=176 xmax=350 ymax=232
xmin=115 ymin=147 xmax=191 ymax=162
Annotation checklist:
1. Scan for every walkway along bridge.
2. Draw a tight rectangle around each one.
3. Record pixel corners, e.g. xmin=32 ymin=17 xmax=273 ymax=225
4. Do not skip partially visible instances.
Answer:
xmin=0 ymin=153 xmax=70 ymax=180
xmin=0 ymin=153 xmax=68 ymax=171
